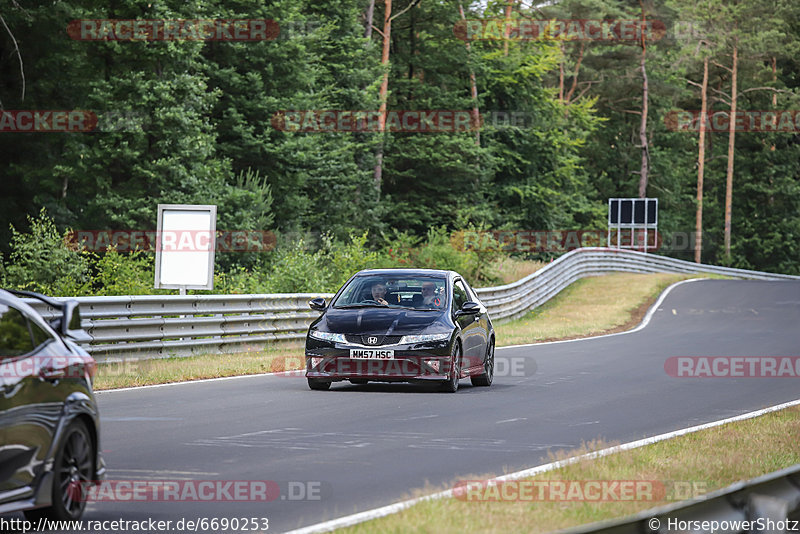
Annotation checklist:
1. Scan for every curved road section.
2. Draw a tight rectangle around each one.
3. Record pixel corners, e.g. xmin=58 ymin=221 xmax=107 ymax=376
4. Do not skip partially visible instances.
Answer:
xmin=11 ymin=279 xmax=799 ymax=533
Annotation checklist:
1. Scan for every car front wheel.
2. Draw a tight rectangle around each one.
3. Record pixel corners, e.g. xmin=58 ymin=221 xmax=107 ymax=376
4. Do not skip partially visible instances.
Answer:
xmin=471 ymin=338 xmax=494 ymax=387
xmin=440 ymin=342 xmax=461 ymax=393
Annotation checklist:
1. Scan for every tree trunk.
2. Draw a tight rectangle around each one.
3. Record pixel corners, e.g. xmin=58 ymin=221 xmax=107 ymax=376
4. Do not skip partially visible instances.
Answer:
xmin=365 ymin=0 xmax=375 ymax=39
xmin=459 ymin=2 xmax=480 ymax=145
xmin=724 ymin=43 xmax=738 ymax=258
xmin=558 ymin=43 xmax=565 ymax=102
xmin=637 ymin=0 xmax=649 ymax=198
xmin=373 ymin=0 xmax=393 ymax=193
xmin=695 ymin=56 xmax=709 ymax=263
xmin=503 ymin=0 xmax=514 ymax=56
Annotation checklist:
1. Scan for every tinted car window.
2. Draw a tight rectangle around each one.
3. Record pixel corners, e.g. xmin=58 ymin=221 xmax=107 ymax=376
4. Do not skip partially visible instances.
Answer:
xmin=30 ymin=318 xmax=53 ymax=348
xmin=332 ymin=275 xmax=447 ymax=310
xmin=463 ymin=279 xmax=482 ymax=304
xmin=0 ymin=304 xmax=35 ymax=357
xmin=452 ymin=280 xmax=468 ymax=312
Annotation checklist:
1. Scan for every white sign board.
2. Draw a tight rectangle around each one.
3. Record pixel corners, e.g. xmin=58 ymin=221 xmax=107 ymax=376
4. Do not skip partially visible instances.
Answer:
xmin=154 ymin=204 xmax=216 ymax=291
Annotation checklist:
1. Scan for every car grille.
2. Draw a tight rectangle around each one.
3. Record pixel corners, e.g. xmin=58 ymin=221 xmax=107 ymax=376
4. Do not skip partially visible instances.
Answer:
xmin=345 ymin=334 xmax=403 ymax=346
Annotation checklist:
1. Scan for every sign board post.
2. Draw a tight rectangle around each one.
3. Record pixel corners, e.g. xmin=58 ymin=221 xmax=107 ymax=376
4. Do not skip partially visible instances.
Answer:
xmin=154 ymin=204 xmax=217 ymax=294
xmin=607 ymin=198 xmax=658 ymax=252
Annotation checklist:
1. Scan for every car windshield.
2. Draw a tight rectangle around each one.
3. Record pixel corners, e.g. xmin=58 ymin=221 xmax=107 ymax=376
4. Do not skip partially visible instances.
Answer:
xmin=332 ymin=275 xmax=447 ymax=311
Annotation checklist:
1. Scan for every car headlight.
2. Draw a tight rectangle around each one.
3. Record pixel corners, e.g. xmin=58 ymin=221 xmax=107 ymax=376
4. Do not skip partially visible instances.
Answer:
xmin=309 ymin=330 xmax=347 ymax=343
xmin=399 ymin=332 xmax=451 ymax=344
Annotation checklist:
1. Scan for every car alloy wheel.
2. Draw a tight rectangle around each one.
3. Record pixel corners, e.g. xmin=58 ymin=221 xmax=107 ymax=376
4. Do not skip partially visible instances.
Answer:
xmin=26 ymin=420 xmax=94 ymax=521
xmin=471 ymin=338 xmax=494 ymax=387
xmin=440 ymin=342 xmax=461 ymax=393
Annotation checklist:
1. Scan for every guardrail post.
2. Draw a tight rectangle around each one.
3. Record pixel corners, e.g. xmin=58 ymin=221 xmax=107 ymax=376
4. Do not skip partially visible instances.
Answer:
xmin=747 ymin=494 xmax=791 ymax=532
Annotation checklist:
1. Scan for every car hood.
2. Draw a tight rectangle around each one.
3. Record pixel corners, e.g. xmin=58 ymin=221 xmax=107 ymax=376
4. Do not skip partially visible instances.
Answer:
xmin=320 ymin=307 xmax=448 ymax=335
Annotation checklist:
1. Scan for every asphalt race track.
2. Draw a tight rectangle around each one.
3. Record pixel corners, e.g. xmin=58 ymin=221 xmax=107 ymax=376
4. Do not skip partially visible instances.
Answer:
xmin=7 ymin=279 xmax=800 ymax=532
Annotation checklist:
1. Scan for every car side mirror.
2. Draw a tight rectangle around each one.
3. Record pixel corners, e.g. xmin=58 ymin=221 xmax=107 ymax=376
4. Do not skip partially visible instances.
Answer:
xmin=62 ymin=300 xmax=92 ymax=343
xmin=309 ymin=298 xmax=327 ymax=311
xmin=455 ymin=301 xmax=480 ymax=317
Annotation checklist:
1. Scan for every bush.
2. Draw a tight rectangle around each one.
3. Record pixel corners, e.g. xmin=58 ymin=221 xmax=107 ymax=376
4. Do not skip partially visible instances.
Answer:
xmin=322 ymin=232 xmax=388 ymax=290
xmin=213 ymin=266 xmax=271 ymax=294
xmin=3 ymin=209 xmax=94 ymax=296
xmin=94 ymin=247 xmax=157 ymax=296
xmin=261 ymin=239 xmax=331 ymax=293
xmin=1 ymin=211 xmax=507 ymax=296
xmin=383 ymin=226 xmax=500 ymax=285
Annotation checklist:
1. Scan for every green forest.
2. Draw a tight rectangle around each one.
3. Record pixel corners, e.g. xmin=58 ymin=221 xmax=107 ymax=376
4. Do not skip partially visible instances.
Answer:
xmin=1 ymin=0 xmax=799 ymax=296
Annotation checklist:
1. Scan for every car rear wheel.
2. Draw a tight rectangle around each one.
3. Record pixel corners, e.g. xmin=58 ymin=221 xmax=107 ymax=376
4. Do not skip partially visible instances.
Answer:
xmin=471 ymin=338 xmax=494 ymax=387
xmin=307 ymin=378 xmax=331 ymax=391
xmin=439 ymin=342 xmax=461 ymax=393
xmin=25 ymin=419 xmax=93 ymax=521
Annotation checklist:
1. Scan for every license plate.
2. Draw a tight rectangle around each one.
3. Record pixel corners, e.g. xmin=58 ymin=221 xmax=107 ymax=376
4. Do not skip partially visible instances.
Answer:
xmin=350 ymin=349 xmax=395 ymax=360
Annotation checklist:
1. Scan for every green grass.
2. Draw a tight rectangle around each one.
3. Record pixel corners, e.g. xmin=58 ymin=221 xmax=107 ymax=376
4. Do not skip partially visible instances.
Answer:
xmin=495 ymin=272 xmax=696 ymax=346
xmin=338 ymin=406 xmax=800 ymax=533
xmin=93 ymin=341 xmax=304 ymax=390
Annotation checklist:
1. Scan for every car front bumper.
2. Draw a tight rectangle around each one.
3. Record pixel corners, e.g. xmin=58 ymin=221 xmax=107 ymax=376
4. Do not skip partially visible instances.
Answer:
xmin=305 ymin=338 xmax=453 ymax=382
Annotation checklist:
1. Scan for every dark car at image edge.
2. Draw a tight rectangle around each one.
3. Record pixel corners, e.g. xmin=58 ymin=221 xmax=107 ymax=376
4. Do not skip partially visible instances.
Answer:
xmin=304 ymin=268 xmax=495 ymax=392
xmin=0 ymin=289 xmax=105 ymax=521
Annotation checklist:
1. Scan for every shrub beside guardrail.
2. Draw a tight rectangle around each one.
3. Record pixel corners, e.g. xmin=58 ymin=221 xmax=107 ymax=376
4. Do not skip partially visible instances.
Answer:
xmin=23 ymin=247 xmax=800 ymax=361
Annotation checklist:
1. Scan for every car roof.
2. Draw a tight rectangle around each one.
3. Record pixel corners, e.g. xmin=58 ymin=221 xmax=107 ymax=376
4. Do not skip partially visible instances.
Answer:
xmin=0 ymin=289 xmax=62 ymax=339
xmin=354 ymin=268 xmax=455 ymax=278
xmin=0 ymin=288 xmax=28 ymax=308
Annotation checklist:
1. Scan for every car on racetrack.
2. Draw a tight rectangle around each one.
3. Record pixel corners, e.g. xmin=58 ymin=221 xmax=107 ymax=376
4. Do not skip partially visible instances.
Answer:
xmin=0 ymin=289 xmax=105 ymax=521
xmin=304 ymin=269 xmax=495 ymax=392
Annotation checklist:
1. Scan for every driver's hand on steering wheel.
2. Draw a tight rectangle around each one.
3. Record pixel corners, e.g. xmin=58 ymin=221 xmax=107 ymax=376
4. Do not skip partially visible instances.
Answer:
xmin=374 ymin=297 xmax=388 ymax=305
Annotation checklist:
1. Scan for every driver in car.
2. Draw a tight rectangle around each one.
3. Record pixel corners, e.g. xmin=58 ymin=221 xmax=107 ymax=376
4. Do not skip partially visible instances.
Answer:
xmin=370 ymin=282 xmax=389 ymax=305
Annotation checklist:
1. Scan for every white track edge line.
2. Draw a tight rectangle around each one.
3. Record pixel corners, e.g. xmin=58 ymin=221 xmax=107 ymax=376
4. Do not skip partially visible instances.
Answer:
xmin=99 ymin=277 xmax=707 ymax=393
xmin=284 ymin=396 xmax=800 ymax=534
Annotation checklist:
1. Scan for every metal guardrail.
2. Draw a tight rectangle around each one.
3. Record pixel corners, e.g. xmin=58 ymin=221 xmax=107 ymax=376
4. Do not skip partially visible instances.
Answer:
xmin=562 ymin=463 xmax=800 ymax=534
xmin=23 ymin=247 xmax=800 ymax=361
xmin=473 ymin=247 xmax=799 ymax=321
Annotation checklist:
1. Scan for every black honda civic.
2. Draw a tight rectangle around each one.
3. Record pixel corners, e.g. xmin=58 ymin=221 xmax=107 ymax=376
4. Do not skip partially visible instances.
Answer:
xmin=0 ymin=289 xmax=105 ymax=521
xmin=305 ymin=269 xmax=495 ymax=392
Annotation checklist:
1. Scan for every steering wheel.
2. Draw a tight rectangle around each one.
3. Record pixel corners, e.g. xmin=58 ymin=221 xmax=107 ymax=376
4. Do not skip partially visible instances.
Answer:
xmin=360 ymin=299 xmax=385 ymax=305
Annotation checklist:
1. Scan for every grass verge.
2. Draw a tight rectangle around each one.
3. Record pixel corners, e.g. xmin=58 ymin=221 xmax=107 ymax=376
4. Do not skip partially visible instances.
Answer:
xmin=93 ymin=273 xmax=706 ymax=390
xmin=495 ymin=273 xmax=710 ymax=346
xmin=93 ymin=341 xmax=304 ymax=390
xmin=338 ymin=405 xmax=800 ymax=533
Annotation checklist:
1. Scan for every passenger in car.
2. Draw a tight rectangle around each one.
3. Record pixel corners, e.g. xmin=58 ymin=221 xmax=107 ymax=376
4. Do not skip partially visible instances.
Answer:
xmin=421 ymin=282 xmax=443 ymax=308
